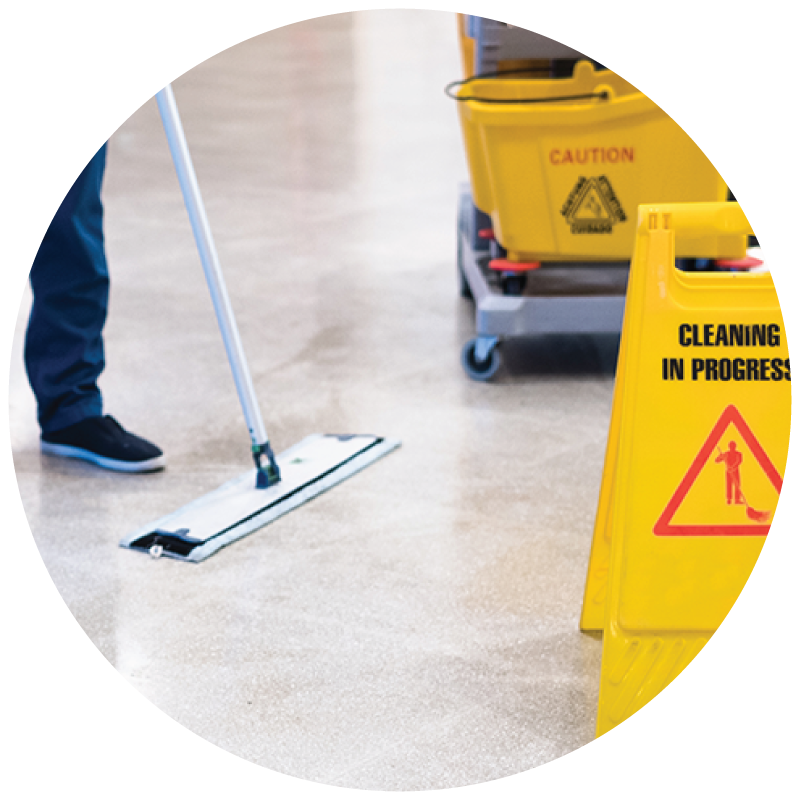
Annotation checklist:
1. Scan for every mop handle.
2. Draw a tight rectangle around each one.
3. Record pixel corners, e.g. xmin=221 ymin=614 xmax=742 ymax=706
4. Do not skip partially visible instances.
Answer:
xmin=155 ymin=84 xmax=269 ymax=450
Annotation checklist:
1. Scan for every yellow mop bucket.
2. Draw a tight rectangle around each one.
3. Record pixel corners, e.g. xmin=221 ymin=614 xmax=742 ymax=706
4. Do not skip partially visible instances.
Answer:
xmin=454 ymin=62 xmax=728 ymax=264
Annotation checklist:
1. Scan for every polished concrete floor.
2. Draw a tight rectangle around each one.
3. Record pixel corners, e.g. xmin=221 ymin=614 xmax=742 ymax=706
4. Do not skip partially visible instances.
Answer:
xmin=9 ymin=11 xmax=617 ymax=791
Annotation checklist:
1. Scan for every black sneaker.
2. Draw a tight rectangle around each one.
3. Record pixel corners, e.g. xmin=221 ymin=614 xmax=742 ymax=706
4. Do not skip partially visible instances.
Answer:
xmin=41 ymin=415 xmax=166 ymax=473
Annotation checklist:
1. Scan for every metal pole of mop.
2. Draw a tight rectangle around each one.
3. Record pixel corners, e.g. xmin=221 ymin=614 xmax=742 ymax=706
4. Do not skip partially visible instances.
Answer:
xmin=155 ymin=83 xmax=280 ymax=488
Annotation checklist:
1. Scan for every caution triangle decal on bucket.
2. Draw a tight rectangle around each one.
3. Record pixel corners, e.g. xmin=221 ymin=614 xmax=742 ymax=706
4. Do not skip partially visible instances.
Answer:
xmin=576 ymin=202 xmax=791 ymax=737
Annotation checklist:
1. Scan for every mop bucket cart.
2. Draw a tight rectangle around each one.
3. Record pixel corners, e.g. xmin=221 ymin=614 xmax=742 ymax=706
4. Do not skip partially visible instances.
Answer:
xmin=453 ymin=31 xmax=727 ymax=380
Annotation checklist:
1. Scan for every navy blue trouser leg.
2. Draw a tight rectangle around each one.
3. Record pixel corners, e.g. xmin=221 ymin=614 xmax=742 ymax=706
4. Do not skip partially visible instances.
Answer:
xmin=25 ymin=145 xmax=109 ymax=435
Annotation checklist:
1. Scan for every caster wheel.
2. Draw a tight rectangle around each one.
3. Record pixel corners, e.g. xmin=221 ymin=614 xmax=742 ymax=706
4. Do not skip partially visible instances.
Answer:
xmin=461 ymin=338 xmax=501 ymax=382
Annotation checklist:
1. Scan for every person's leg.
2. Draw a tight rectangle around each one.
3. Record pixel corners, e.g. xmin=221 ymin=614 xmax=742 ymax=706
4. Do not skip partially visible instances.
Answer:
xmin=25 ymin=145 xmax=165 ymax=472
xmin=25 ymin=145 xmax=109 ymax=434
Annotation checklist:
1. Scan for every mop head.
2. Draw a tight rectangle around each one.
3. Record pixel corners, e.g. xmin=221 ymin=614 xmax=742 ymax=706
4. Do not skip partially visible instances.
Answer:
xmin=120 ymin=434 xmax=400 ymax=562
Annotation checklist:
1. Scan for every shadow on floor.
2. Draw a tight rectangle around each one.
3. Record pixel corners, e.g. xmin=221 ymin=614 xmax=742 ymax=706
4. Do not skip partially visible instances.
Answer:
xmin=500 ymin=333 xmax=620 ymax=378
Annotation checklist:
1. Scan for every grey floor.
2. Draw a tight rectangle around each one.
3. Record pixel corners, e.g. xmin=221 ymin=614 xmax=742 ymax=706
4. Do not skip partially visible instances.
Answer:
xmin=9 ymin=11 xmax=617 ymax=792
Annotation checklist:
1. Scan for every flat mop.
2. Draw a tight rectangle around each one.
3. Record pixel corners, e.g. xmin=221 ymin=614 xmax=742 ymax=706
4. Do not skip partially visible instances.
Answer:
xmin=120 ymin=84 xmax=399 ymax=563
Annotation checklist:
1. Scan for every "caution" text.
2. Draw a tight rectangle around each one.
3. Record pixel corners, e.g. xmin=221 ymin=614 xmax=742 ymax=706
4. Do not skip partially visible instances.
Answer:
xmin=549 ymin=147 xmax=634 ymax=166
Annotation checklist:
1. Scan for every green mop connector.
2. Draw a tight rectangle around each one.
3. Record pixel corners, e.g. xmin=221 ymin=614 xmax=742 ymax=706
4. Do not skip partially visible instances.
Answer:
xmin=253 ymin=442 xmax=281 ymax=489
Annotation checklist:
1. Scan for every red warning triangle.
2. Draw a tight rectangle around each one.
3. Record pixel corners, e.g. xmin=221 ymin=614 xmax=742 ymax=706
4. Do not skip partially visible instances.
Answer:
xmin=654 ymin=405 xmax=782 ymax=536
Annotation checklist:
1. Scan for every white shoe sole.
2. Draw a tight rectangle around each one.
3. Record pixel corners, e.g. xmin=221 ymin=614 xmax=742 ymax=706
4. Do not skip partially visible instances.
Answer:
xmin=40 ymin=441 xmax=167 ymax=473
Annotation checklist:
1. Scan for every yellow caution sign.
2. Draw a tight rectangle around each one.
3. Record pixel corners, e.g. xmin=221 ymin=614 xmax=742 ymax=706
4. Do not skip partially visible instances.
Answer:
xmin=581 ymin=202 xmax=791 ymax=736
